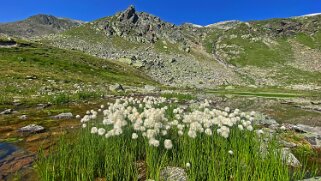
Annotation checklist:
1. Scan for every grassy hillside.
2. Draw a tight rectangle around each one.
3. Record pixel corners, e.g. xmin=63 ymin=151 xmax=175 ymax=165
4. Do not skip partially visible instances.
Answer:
xmin=0 ymin=40 xmax=156 ymax=105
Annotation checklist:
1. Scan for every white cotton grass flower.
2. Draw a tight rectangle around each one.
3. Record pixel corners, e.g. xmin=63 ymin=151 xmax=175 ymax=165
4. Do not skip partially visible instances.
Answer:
xmin=188 ymin=130 xmax=197 ymax=138
xmin=228 ymin=150 xmax=234 ymax=155
xmin=186 ymin=162 xmax=191 ymax=168
xmin=246 ymin=125 xmax=253 ymax=131
xmin=164 ymin=139 xmax=173 ymax=150
xmin=91 ymin=127 xmax=98 ymax=134
xmin=82 ymin=123 xmax=87 ymax=128
xmin=256 ymin=129 xmax=264 ymax=135
xmin=161 ymin=130 xmax=168 ymax=136
xmin=217 ymin=126 xmax=230 ymax=138
xmin=83 ymin=96 xmax=262 ymax=150
xmin=280 ymin=125 xmax=286 ymax=130
xmin=76 ymin=115 xmax=81 ymax=119
xmin=205 ymin=128 xmax=212 ymax=136
xmin=149 ymin=139 xmax=160 ymax=147
xmin=132 ymin=133 xmax=138 ymax=139
xmin=98 ymin=128 xmax=106 ymax=135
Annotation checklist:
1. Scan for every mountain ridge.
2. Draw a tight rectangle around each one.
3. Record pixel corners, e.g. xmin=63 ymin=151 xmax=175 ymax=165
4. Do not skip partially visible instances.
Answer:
xmin=0 ymin=14 xmax=84 ymax=38
xmin=1 ymin=6 xmax=321 ymax=89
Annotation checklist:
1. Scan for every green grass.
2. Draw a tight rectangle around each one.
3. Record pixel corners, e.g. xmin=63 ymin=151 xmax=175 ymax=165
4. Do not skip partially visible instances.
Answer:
xmin=160 ymin=93 xmax=195 ymax=101
xmin=274 ymin=66 xmax=321 ymax=85
xmin=62 ymin=23 xmax=107 ymax=43
xmin=203 ymin=24 xmax=294 ymax=68
xmin=36 ymin=100 xmax=317 ymax=181
xmin=295 ymin=32 xmax=321 ymax=50
xmin=203 ymin=30 xmax=221 ymax=54
xmin=37 ymin=122 xmax=291 ymax=181
xmin=227 ymin=38 xmax=293 ymax=67
xmin=0 ymin=42 xmax=156 ymax=104
xmin=111 ymin=36 xmax=144 ymax=50
xmin=207 ymin=86 xmax=321 ymax=99
xmin=154 ymin=39 xmax=185 ymax=54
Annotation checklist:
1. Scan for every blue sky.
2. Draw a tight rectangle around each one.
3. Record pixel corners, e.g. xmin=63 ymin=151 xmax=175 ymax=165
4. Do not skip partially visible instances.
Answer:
xmin=1 ymin=0 xmax=321 ymax=25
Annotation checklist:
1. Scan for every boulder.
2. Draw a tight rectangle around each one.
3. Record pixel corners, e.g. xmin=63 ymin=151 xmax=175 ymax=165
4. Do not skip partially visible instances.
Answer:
xmin=279 ymin=140 xmax=297 ymax=148
xmin=26 ymin=75 xmax=37 ymax=80
xmin=293 ymin=124 xmax=321 ymax=136
xmin=0 ymin=109 xmax=13 ymax=115
xmin=53 ymin=112 xmax=73 ymax=119
xmin=281 ymin=148 xmax=301 ymax=167
xmin=299 ymin=177 xmax=321 ymax=181
xmin=19 ymin=115 xmax=28 ymax=120
xmin=118 ymin=58 xmax=133 ymax=65
xmin=144 ymin=85 xmax=161 ymax=92
xmin=109 ymin=83 xmax=125 ymax=92
xmin=133 ymin=61 xmax=144 ymax=68
xmin=160 ymin=167 xmax=187 ymax=181
xmin=254 ymin=113 xmax=278 ymax=126
xmin=19 ymin=124 xmax=45 ymax=133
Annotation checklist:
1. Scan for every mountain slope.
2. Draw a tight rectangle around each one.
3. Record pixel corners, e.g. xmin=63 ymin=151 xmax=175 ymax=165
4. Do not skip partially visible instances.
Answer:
xmin=202 ymin=15 xmax=321 ymax=87
xmin=44 ymin=6 xmax=241 ymax=88
xmin=0 ymin=14 xmax=83 ymax=38
xmin=0 ymin=37 xmax=156 ymax=104
xmin=2 ymin=6 xmax=321 ymax=89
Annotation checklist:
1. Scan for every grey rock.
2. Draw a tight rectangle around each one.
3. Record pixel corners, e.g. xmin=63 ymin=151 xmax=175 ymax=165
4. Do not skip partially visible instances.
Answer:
xmin=37 ymin=103 xmax=51 ymax=109
xmin=133 ymin=61 xmax=144 ymax=68
xmin=254 ymin=113 xmax=278 ymax=126
xmin=280 ymin=140 xmax=297 ymax=148
xmin=304 ymin=135 xmax=321 ymax=147
xmin=0 ymin=109 xmax=13 ymax=115
xmin=293 ymin=124 xmax=321 ymax=136
xmin=53 ymin=112 xmax=73 ymax=119
xmin=144 ymin=85 xmax=161 ymax=92
xmin=281 ymin=148 xmax=301 ymax=167
xmin=160 ymin=167 xmax=187 ymax=181
xmin=118 ymin=57 xmax=133 ymax=65
xmin=19 ymin=124 xmax=45 ymax=133
xmin=26 ymin=75 xmax=37 ymax=80
xmin=19 ymin=115 xmax=28 ymax=120
xmin=109 ymin=83 xmax=125 ymax=92
xmin=299 ymin=177 xmax=321 ymax=181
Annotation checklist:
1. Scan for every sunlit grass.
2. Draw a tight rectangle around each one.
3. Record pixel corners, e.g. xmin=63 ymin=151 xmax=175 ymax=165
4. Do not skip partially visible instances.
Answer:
xmin=36 ymin=96 xmax=318 ymax=181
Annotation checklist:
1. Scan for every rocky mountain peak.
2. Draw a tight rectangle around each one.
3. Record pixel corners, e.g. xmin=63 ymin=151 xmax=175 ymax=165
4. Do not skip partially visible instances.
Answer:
xmin=117 ymin=5 xmax=138 ymax=23
xmin=27 ymin=14 xmax=58 ymax=25
xmin=93 ymin=5 xmax=195 ymax=49
xmin=0 ymin=14 xmax=83 ymax=38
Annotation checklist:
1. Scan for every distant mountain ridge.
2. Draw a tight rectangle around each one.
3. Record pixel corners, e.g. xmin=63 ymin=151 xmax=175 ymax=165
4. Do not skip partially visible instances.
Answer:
xmin=0 ymin=14 xmax=83 ymax=38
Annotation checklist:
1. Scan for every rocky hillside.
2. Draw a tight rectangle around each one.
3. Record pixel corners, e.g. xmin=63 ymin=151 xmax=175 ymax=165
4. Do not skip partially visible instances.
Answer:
xmin=44 ymin=6 xmax=241 ymax=88
xmin=0 ymin=14 xmax=83 ymax=38
xmin=1 ymin=6 xmax=321 ymax=89
xmin=203 ymin=14 xmax=321 ymax=88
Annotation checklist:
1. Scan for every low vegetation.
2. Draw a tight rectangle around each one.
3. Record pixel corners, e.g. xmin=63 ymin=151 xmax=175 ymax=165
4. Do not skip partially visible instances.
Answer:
xmin=0 ymin=41 xmax=156 ymax=104
xmin=37 ymin=96 xmax=318 ymax=180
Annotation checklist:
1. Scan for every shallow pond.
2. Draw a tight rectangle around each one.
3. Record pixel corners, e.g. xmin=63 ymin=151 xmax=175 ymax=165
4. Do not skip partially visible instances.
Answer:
xmin=0 ymin=143 xmax=17 ymax=161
